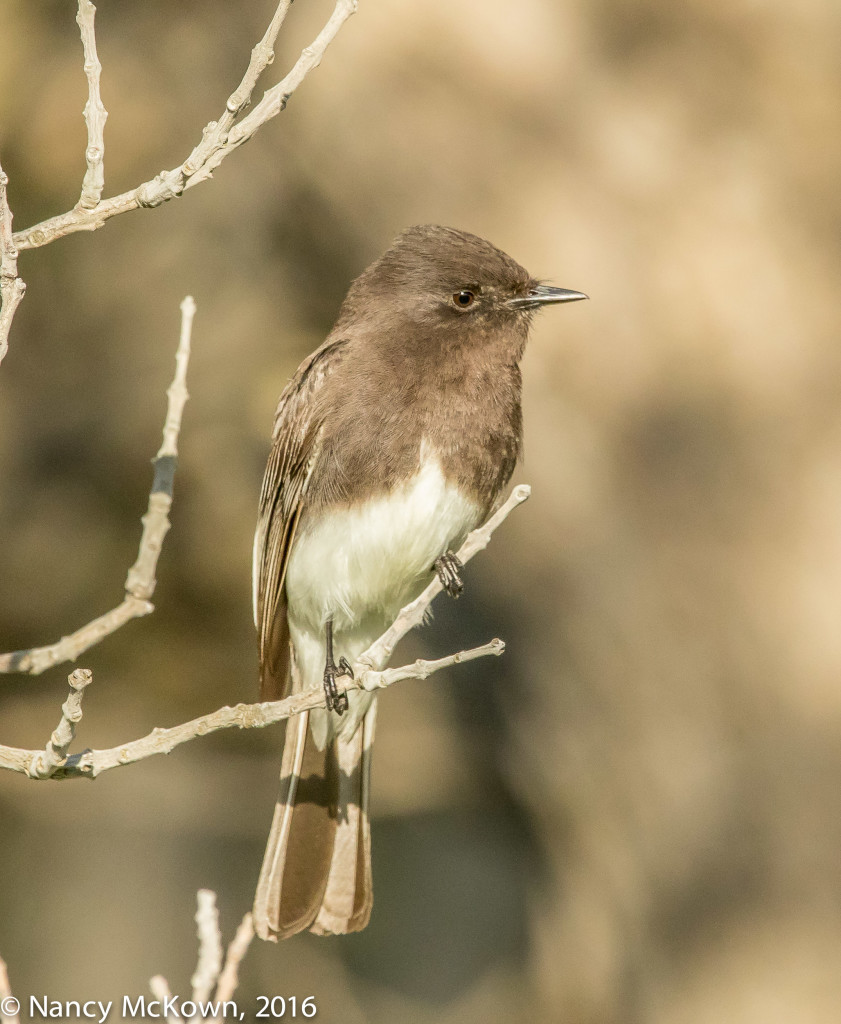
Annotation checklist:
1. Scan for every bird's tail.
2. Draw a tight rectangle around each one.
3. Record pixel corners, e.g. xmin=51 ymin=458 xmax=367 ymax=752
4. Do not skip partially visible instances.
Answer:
xmin=253 ymin=699 xmax=376 ymax=940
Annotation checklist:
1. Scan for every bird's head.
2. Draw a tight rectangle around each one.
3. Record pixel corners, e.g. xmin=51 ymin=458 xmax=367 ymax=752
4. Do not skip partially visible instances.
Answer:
xmin=337 ymin=224 xmax=587 ymax=358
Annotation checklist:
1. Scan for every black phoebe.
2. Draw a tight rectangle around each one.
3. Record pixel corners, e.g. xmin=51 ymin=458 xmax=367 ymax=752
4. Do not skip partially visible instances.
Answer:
xmin=252 ymin=225 xmax=586 ymax=940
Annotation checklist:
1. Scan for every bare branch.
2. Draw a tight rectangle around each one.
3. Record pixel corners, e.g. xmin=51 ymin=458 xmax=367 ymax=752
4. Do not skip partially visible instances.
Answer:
xmin=0 ymin=955 xmax=20 ymax=1024
xmin=160 ymin=296 xmax=194 ymax=458
xmin=29 ymin=669 xmax=92 ymax=779
xmin=0 ymin=639 xmax=504 ymax=779
xmin=2 ymin=896 xmax=252 ymax=1020
xmin=125 ymin=295 xmax=194 ymax=599
xmin=12 ymin=0 xmax=357 ymax=251
xmin=360 ymin=637 xmax=505 ymax=691
xmin=191 ymin=0 xmax=358 ymax=187
xmin=0 ymin=297 xmax=195 ymax=675
xmin=191 ymin=891 xmax=224 ymax=1006
xmin=358 ymin=484 xmax=531 ymax=672
xmin=212 ymin=914 xmax=254 ymax=1009
xmin=147 ymin=899 xmax=254 ymax=1024
xmin=0 ymin=161 xmax=26 ymax=367
xmin=0 ymin=599 xmax=148 ymax=677
xmin=160 ymin=898 xmax=253 ymax=1024
xmin=148 ymin=976 xmax=181 ymax=1024
xmin=0 ymin=485 xmax=526 ymax=781
xmin=206 ymin=2 xmax=294 ymax=144
xmin=76 ymin=0 xmax=108 ymax=209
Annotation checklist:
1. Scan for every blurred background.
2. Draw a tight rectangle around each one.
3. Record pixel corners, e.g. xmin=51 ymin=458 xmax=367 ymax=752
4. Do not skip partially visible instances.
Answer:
xmin=2 ymin=0 xmax=841 ymax=1020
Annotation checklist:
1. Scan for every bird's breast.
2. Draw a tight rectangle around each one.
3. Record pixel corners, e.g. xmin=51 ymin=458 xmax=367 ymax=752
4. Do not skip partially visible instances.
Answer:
xmin=285 ymin=448 xmax=482 ymax=632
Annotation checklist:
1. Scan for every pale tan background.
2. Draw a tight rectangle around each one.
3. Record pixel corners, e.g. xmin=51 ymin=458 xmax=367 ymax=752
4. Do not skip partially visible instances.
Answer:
xmin=2 ymin=1 xmax=841 ymax=1021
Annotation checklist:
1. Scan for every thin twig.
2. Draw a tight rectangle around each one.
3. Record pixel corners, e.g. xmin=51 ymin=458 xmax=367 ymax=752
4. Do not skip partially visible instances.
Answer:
xmin=148 ymin=976 xmax=181 ymax=1023
xmin=212 ymin=914 xmax=255 ymax=1010
xmin=0 ymin=485 xmax=526 ymax=780
xmin=191 ymin=891 xmax=223 ymax=1006
xmin=0 ymin=297 xmax=195 ymax=674
xmin=147 ymin=899 xmax=253 ymax=1024
xmin=125 ymin=295 xmax=194 ymax=600
xmin=361 ymin=638 xmax=505 ymax=691
xmin=159 ymin=296 xmax=194 ymax=458
xmin=0 ymin=161 xmax=26 ymax=367
xmin=13 ymin=1 xmax=357 ymax=251
xmin=190 ymin=0 xmax=358 ymax=188
xmin=0 ymin=955 xmax=21 ymax=1024
xmin=29 ymin=669 xmax=92 ymax=779
xmin=197 ymin=2 xmax=293 ymax=157
xmin=76 ymin=0 xmax=108 ymax=209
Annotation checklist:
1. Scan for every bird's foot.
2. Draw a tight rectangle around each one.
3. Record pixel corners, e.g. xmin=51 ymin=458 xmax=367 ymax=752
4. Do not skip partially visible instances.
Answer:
xmin=434 ymin=551 xmax=464 ymax=598
xmin=323 ymin=656 xmax=353 ymax=715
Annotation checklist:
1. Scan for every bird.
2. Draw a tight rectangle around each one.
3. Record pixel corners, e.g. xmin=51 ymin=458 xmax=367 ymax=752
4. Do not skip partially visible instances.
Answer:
xmin=252 ymin=224 xmax=586 ymax=940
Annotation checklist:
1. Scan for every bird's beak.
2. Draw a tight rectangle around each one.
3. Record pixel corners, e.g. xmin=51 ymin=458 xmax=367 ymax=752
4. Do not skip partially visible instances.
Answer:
xmin=507 ymin=284 xmax=589 ymax=310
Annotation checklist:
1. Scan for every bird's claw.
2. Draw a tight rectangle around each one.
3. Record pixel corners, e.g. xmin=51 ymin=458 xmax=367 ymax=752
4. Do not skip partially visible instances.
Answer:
xmin=434 ymin=551 xmax=464 ymax=598
xmin=323 ymin=658 xmax=352 ymax=715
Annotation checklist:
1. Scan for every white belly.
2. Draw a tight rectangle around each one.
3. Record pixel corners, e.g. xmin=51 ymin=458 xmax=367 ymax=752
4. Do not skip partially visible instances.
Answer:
xmin=285 ymin=452 xmax=481 ymax=633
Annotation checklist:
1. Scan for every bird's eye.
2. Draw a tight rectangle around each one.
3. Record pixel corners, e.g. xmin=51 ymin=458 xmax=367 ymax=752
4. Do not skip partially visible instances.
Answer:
xmin=452 ymin=290 xmax=476 ymax=309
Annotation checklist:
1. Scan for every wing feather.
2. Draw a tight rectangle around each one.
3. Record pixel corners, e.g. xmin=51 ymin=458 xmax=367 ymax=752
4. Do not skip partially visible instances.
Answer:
xmin=253 ymin=338 xmax=348 ymax=700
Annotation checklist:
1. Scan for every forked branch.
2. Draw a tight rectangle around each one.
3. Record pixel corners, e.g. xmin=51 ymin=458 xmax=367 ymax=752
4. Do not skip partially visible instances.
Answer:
xmin=1 ymin=891 xmax=254 ymax=1023
xmin=0 ymin=488 xmax=529 ymax=780
xmin=0 ymin=1 xmax=355 ymax=364
xmin=12 ymin=0 xmax=357 ymax=252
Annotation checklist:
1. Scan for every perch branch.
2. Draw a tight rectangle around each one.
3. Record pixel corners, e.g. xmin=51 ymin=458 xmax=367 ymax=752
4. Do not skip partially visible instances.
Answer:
xmin=358 ymin=484 xmax=531 ymax=671
xmin=76 ymin=0 xmax=108 ymax=209
xmin=12 ymin=0 xmax=357 ymax=251
xmin=0 ymin=296 xmax=195 ymax=675
xmin=0 ymin=162 xmax=26 ymax=368
xmin=0 ymin=641 xmax=505 ymax=779
xmin=0 ymin=486 xmax=527 ymax=780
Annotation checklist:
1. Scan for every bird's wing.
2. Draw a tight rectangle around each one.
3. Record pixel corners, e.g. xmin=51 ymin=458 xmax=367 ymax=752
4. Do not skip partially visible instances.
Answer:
xmin=253 ymin=337 xmax=348 ymax=700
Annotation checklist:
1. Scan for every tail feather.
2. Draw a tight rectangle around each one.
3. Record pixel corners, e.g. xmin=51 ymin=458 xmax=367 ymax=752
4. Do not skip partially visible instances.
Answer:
xmin=312 ymin=699 xmax=376 ymax=935
xmin=253 ymin=701 xmax=377 ymax=941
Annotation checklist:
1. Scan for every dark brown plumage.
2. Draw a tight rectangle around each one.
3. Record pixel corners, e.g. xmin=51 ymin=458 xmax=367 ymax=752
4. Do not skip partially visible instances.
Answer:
xmin=252 ymin=225 xmax=586 ymax=940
